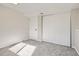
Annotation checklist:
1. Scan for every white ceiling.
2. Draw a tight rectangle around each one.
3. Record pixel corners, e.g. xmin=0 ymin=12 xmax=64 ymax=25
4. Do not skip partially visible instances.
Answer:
xmin=1 ymin=3 xmax=79 ymax=17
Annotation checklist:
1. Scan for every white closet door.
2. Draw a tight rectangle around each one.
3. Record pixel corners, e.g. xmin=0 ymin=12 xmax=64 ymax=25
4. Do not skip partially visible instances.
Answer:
xmin=43 ymin=13 xmax=70 ymax=46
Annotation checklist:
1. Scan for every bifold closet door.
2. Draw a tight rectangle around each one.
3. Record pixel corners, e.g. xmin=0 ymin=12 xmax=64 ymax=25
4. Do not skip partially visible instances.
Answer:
xmin=43 ymin=13 xmax=70 ymax=46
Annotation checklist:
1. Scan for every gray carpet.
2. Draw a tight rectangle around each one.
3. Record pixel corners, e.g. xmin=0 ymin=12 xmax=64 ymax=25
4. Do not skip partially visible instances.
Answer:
xmin=0 ymin=39 xmax=78 ymax=56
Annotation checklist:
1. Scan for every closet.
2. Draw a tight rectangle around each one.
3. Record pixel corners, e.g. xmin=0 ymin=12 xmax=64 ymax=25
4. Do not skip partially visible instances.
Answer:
xmin=29 ymin=12 xmax=70 ymax=46
xmin=42 ymin=12 xmax=70 ymax=46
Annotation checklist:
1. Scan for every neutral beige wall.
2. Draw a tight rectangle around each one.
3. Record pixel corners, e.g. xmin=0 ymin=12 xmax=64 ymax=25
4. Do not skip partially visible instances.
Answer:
xmin=71 ymin=8 xmax=79 ymax=54
xmin=0 ymin=5 xmax=29 ymax=48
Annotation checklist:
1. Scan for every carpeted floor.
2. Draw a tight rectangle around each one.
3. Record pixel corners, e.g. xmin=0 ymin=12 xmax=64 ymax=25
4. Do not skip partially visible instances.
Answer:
xmin=0 ymin=39 xmax=78 ymax=56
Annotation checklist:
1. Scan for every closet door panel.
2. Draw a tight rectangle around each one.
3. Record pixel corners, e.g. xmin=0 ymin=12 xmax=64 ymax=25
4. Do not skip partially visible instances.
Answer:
xmin=43 ymin=13 xmax=70 ymax=46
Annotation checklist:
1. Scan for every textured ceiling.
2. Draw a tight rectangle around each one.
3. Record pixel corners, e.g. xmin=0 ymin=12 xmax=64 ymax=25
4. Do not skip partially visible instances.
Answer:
xmin=1 ymin=3 xmax=79 ymax=17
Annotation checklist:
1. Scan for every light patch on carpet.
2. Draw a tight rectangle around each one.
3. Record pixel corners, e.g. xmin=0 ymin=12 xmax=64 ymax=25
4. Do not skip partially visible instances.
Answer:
xmin=9 ymin=42 xmax=26 ymax=53
xmin=17 ymin=44 xmax=36 ymax=56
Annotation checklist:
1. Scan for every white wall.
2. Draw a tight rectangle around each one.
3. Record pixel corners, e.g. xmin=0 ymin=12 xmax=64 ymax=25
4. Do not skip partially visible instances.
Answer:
xmin=43 ymin=12 xmax=70 ymax=46
xmin=0 ymin=5 xmax=29 ymax=48
xmin=71 ymin=8 xmax=79 ymax=54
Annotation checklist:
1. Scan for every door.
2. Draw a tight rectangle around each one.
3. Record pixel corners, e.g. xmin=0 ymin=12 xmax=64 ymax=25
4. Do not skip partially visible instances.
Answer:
xmin=29 ymin=16 xmax=38 ymax=40
xmin=43 ymin=13 xmax=70 ymax=46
